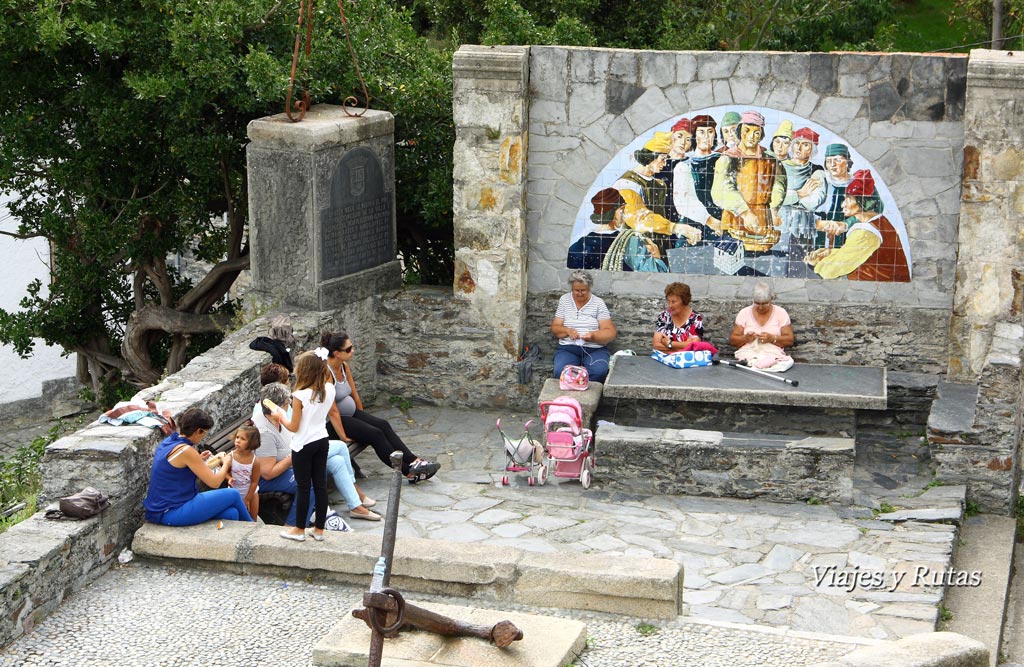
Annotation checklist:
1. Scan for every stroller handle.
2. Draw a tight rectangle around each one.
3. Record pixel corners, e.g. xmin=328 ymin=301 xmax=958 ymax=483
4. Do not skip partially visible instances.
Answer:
xmin=496 ymin=418 xmax=502 ymax=429
xmin=524 ymin=419 xmax=534 ymax=429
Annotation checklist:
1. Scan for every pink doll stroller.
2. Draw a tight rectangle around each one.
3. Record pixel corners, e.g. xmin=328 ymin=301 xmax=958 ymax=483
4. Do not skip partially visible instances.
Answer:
xmin=540 ymin=396 xmax=596 ymax=489
xmin=497 ymin=418 xmax=547 ymax=486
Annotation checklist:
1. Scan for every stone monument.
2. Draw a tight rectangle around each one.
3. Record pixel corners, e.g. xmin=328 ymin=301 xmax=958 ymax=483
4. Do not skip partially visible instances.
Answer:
xmin=246 ymin=105 xmax=402 ymax=310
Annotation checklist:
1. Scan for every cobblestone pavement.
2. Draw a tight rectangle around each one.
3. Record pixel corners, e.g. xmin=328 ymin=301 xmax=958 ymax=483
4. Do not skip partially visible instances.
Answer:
xmin=0 ymin=561 xmax=869 ymax=667
xmin=346 ymin=405 xmax=955 ymax=641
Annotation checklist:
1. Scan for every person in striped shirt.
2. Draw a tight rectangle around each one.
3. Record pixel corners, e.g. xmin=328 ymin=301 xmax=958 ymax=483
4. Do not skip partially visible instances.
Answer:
xmin=550 ymin=270 xmax=618 ymax=383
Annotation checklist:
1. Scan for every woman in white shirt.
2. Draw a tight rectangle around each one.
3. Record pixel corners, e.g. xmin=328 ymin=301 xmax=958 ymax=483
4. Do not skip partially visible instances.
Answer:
xmin=550 ymin=270 xmax=617 ymax=383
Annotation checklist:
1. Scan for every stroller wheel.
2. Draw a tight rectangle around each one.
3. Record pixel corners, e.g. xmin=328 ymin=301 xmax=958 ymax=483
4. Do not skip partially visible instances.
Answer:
xmin=501 ymin=475 xmax=509 ymax=486
xmin=580 ymin=468 xmax=592 ymax=489
xmin=537 ymin=464 xmax=548 ymax=486
xmin=528 ymin=476 xmax=535 ymax=486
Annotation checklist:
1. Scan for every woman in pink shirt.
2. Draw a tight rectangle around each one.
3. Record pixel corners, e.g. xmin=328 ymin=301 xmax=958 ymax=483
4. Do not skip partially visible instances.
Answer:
xmin=728 ymin=282 xmax=795 ymax=350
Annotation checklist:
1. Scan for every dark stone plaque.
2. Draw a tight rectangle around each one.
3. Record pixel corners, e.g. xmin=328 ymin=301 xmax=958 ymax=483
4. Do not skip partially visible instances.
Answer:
xmin=320 ymin=147 xmax=393 ymax=280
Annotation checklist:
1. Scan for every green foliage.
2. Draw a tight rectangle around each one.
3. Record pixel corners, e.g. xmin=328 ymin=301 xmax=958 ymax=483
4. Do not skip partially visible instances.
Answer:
xmin=807 ymin=496 xmax=823 ymax=505
xmin=965 ymin=499 xmax=981 ymax=517
xmin=0 ymin=423 xmax=66 ymax=532
xmin=635 ymin=622 xmax=660 ymax=636
xmin=412 ymin=0 xmax=896 ymax=51
xmin=952 ymin=0 xmax=1024 ymax=49
xmin=389 ymin=395 xmax=414 ymax=412
xmin=0 ymin=0 xmax=455 ymax=395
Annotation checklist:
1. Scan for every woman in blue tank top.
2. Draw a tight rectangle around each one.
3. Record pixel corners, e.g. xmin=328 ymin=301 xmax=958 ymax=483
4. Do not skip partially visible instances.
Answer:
xmin=143 ymin=407 xmax=254 ymax=526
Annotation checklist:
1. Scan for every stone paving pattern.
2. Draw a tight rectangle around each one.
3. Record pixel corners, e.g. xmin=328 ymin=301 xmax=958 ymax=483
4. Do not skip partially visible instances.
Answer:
xmin=344 ymin=405 xmax=955 ymax=641
xmin=0 ymin=562 xmax=867 ymax=667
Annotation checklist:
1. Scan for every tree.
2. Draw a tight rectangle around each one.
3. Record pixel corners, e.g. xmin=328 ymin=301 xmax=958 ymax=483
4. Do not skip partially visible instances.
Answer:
xmin=411 ymin=0 xmax=896 ymax=51
xmin=0 ymin=0 xmax=453 ymax=400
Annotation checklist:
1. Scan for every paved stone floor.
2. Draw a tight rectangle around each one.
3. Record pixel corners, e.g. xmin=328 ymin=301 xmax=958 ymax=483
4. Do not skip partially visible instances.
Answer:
xmin=0 ymin=562 xmax=871 ymax=667
xmin=347 ymin=405 xmax=956 ymax=641
xmin=0 ymin=403 xmax=960 ymax=666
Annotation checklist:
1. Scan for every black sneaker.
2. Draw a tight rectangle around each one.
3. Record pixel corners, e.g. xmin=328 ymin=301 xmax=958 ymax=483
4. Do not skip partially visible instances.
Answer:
xmin=408 ymin=460 xmax=441 ymax=484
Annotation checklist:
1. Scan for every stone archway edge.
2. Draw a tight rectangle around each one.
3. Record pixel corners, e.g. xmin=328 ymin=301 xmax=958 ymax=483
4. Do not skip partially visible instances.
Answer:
xmin=131 ymin=521 xmax=683 ymax=619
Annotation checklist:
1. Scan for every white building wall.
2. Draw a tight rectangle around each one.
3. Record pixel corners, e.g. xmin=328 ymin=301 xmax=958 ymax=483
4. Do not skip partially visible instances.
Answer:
xmin=0 ymin=192 xmax=76 ymax=402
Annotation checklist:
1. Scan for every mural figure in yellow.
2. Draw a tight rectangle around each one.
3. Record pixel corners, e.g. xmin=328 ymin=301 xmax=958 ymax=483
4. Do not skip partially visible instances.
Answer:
xmin=711 ymin=110 xmax=787 ymax=253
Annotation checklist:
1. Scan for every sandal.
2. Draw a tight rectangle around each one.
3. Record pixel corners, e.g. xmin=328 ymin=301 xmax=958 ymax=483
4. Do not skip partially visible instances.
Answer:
xmin=407 ymin=460 xmax=440 ymax=484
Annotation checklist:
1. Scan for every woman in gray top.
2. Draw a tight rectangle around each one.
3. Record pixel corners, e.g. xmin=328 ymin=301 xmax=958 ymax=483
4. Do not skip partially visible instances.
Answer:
xmin=321 ymin=332 xmax=440 ymax=483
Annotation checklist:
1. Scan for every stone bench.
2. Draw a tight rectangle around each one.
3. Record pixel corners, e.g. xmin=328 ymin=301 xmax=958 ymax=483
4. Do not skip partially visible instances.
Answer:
xmin=596 ymin=423 xmax=854 ymax=504
xmin=537 ymin=378 xmax=603 ymax=429
xmin=600 ymin=356 xmax=886 ymax=436
xmin=132 ymin=521 xmax=683 ymax=619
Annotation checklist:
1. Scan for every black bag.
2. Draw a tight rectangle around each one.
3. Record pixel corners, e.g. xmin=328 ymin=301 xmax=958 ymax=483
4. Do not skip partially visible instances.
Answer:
xmin=515 ymin=342 xmax=542 ymax=384
xmin=57 ymin=487 xmax=110 ymax=519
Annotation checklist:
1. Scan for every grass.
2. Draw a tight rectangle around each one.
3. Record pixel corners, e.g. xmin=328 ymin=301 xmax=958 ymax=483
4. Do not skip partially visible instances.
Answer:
xmin=635 ymin=622 xmax=660 ymax=637
xmin=965 ymin=499 xmax=981 ymax=517
xmin=889 ymin=0 xmax=981 ymax=52
xmin=807 ymin=496 xmax=824 ymax=505
xmin=388 ymin=395 xmax=413 ymax=412
xmin=938 ymin=604 xmax=954 ymax=627
xmin=0 ymin=423 xmax=67 ymax=534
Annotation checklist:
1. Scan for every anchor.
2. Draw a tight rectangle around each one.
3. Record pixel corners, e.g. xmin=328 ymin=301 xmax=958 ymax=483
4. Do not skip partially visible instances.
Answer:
xmin=353 ymin=451 xmax=524 ymax=666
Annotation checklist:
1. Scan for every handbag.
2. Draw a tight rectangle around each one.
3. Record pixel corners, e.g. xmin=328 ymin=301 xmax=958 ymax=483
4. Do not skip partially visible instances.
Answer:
xmin=559 ymin=365 xmax=589 ymax=391
xmin=57 ymin=487 xmax=110 ymax=519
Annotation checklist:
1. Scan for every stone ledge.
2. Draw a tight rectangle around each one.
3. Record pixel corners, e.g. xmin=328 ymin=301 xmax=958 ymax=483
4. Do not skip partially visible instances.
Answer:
xmin=246 ymin=106 xmax=395 ymax=151
xmin=809 ymin=631 xmax=988 ymax=667
xmin=537 ymin=378 xmax=603 ymax=429
xmin=132 ymin=522 xmax=683 ymax=619
xmin=596 ymin=424 xmax=854 ymax=504
xmin=927 ymin=381 xmax=979 ymax=442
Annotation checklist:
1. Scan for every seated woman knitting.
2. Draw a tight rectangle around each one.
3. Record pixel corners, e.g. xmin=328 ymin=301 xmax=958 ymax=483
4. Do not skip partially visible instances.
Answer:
xmin=727 ymin=281 xmax=795 ymax=371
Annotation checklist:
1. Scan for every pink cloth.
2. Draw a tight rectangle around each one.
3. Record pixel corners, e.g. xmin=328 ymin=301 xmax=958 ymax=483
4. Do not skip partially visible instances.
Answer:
xmin=734 ymin=305 xmax=791 ymax=338
xmin=682 ymin=341 xmax=719 ymax=355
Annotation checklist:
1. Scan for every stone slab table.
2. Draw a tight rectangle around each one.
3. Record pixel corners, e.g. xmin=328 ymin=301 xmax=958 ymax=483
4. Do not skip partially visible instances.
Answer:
xmin=599 ymin=356 xmax=887 ymax=436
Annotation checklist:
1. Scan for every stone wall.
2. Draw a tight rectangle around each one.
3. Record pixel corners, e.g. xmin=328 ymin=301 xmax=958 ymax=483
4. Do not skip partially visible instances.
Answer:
xmin=451 ymin=45 xmax=531 ymax=369
xmin=525 ymin=47 xmax=965 ymax=371
xmin=597 ymin=424 xmax=854 ymax=503
xmin=942 ymin=50 xmax=1024 ymax=513
xmin=0 ymin=307 xmax=368 ymax=648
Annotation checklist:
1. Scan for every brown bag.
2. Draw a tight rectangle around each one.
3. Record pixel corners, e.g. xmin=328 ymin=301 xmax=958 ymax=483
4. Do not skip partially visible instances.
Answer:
xmin=57 ymin=487 xmax=110 ymax=519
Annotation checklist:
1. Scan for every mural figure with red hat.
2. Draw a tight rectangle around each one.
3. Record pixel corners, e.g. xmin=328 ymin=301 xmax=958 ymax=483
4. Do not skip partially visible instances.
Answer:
xmin=805 ymin=170 xmax=910 ymax=282
xmin=667 ymin=116 xmax=723 ymax=243
xmin=711 ymin=110 xmax=787 ymax=253
xmin=655 ymin=118 xmax=694 ymax=225
xmin=779 ymin=126 xmax=829 ymax=276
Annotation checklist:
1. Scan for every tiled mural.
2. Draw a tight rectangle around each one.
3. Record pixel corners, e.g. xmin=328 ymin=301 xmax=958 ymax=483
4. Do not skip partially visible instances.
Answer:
xmin=568 ymin=106 xmax=911 ymax=281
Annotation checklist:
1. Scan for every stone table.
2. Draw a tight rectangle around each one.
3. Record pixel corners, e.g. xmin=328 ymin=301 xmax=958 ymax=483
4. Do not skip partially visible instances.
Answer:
xmin=599 ymin=356 xmax=887 ymax=435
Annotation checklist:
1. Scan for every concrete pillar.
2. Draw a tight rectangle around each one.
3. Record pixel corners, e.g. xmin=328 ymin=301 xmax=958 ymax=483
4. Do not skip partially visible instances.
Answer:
xmin=451 ymin=45 xmax=530 ymax=357
xmin=246 ymin=105 xmax=401 ymax=311
xmin=944 ymin=50 xmax=1024 ymax=513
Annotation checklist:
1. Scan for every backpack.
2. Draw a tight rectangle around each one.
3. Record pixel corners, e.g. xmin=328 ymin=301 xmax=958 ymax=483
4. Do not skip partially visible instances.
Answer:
xmin=559 ymin=365 xmax=589 ymax=391
xmin=515 ymin=342 xmax=542 ymax=384
xmin=46 ymin=487 xmax=110 ymax=520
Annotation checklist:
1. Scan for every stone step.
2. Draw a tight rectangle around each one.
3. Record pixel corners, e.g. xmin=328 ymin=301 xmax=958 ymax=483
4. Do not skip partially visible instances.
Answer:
xmin=942 ymin=515 xmax=1016 ymax=667
xmin=131 ymin=522 xmax=682 ymax=619
xmin=537 ymin=378 xmax=602 ymax=429
xmin=596 ymin=423 xmax=854 ymax=504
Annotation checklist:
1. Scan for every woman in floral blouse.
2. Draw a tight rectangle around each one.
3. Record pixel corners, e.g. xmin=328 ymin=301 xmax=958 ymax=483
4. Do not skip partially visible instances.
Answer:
xmin=652 ymin=282 xmax=704 ymax=352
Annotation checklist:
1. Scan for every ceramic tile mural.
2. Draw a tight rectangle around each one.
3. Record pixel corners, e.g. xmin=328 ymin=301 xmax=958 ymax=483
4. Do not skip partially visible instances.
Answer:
xmin=567 ymin=106 xmax=911 ymax=281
